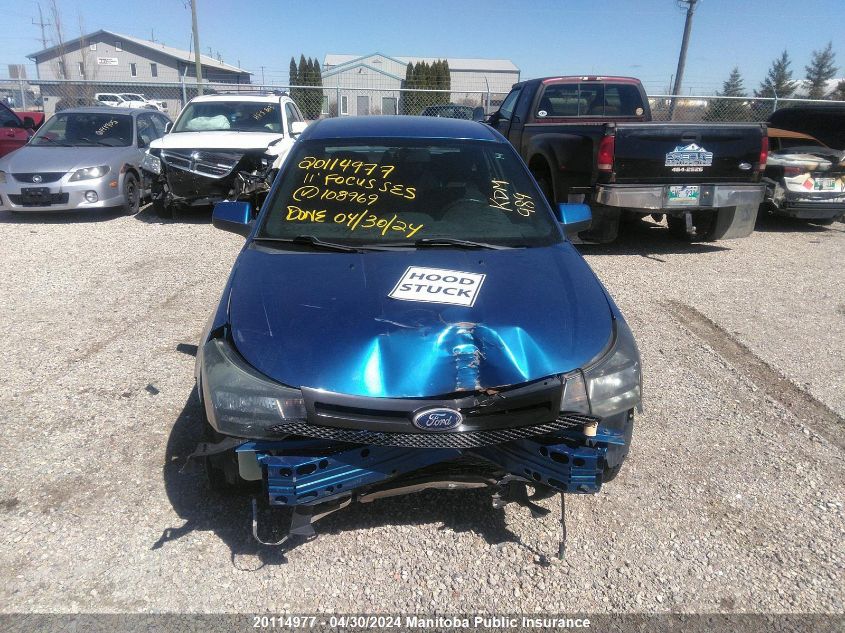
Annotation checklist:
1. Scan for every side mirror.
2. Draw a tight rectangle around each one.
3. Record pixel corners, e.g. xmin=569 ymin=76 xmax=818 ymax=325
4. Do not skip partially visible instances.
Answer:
xmin=289 ymin=121 xmax=308 ymax=136
xmin=22 ymin=116 xmax=35 ymax=129
xmin=471 ymin=106 xmax=485 ymax=122
xmin=212 ymin=201 xmax=253 ymax=237
xmin=556 ymin=202 xmax=592 ymax=236
xmin=164 ymin=121 xmax=172 ymax=133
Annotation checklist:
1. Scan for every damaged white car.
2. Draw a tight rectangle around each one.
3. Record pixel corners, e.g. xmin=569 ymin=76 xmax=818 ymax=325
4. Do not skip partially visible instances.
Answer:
xmin=141 ymin=91 xmax=308 ymax=218
xmin=761 ymin=127 xmax=845 ymax=224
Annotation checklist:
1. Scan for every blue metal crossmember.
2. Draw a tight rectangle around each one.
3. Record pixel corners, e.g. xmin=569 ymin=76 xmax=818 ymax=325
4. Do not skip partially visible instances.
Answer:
xmin=239 ymin=440 xmax=459 ymax=506
xmin=472 ymin=428 xmax=626 ymax=494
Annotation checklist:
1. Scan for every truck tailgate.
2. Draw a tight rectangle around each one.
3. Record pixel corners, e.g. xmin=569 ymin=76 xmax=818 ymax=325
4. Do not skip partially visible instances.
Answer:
xmin=612 ymin=123 xmax=765 ymax=184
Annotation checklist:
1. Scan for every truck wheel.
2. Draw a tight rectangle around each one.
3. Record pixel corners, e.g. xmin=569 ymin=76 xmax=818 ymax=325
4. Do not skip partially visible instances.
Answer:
xmin=531 ymin=165 xmax=554 ymax=206
xmin=122 ymin=173 xmax=140 ymax=215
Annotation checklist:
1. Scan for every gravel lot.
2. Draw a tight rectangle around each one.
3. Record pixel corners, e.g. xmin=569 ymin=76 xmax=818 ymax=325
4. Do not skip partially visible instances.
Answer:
xmin=0 ymin=207 xmax=842 ymax=615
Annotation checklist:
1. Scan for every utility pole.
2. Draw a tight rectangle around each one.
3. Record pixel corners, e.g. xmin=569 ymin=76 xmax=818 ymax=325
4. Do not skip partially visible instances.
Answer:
xmin=669 ymin=0 xmax=699 ymax=120
xmin=190 ymin=0 xmax=203 ymax=95
xmin=260 ymin=65 xmax=265 ymax=86
xmin=32 ymin=3 xmax=49 ymax=49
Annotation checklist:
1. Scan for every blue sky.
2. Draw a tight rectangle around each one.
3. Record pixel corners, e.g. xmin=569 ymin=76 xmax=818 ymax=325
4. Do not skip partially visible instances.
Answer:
xmin=1 ymin=0 xmax=842 ymax=94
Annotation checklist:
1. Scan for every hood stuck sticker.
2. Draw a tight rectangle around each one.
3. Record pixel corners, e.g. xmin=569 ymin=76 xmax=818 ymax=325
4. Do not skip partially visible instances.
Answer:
xmin=388 ymin=266 xmax=485 ymax=307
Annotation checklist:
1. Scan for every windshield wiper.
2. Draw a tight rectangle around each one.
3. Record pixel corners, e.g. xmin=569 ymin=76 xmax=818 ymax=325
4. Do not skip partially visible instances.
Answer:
xmin=77 ymin=137 xmax=113 ymax=147
xmin=32 ymin=136 xmax=72 ymax=147
xmin=413 ymin=237 xmax=510 ymax=250
xmin=253 ymin=235 xmax=367 ymax=253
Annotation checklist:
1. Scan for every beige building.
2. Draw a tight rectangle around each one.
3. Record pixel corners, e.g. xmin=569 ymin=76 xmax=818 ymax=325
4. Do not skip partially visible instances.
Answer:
xmin=321 ymin=52 xmax=519 ymax=116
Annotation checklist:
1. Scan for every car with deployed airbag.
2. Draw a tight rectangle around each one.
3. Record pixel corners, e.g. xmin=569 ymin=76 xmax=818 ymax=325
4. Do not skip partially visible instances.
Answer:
xmin=193 ymin=116 xmax=642 ymax=553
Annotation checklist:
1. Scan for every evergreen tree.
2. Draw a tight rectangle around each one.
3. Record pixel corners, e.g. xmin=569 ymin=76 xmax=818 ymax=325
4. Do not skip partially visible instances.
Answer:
xmin=289 ymin=57 xmax=298 ymax=86
xmin=804 ymin=42 xmax=837 ymax=99
xmin=295 ymin=55 xmax=308 ymax=112
xmin=705 ymin=67 xmax=750 ymax=121
xmin=834 ymin=80 xmax=845 ymax=101
xmin=442 ymin=59 xmax=451 ymax=92
xmin=756 ymin=51 xmax=797 ymax=98
xmin=289 ymin=56 xmax=299 ymax=104
xmin=403 ymin=62 xmax=415 ymax=114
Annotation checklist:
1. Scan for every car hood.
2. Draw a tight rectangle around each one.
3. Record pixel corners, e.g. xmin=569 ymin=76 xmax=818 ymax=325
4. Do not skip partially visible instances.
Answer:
xmin=0 ymin=145 xmax=132 ymax=172
xmin=227 ymin=243 xmax=613 ymax=398
xmin=151 ymin=131 xmax=284 ymax=151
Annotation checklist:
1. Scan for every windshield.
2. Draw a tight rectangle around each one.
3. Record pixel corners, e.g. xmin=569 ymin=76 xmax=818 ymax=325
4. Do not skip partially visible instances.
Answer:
xmin=172 ymin=100 xmax=282 ymax=133
xmin=258 ymin=139 xmax=560 ymax=247
xmin=31 ymin=112 xmax=132 ymax=147
xmin=121 ymin=94 xmax=144 ymax=101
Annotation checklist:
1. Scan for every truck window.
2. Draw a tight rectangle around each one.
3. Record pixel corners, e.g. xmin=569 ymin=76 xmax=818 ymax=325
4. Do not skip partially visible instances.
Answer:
xmin=498 ymin=88 xmax=521 ymax=120
xmin=537 ymin=83 xmax=645 ymax=118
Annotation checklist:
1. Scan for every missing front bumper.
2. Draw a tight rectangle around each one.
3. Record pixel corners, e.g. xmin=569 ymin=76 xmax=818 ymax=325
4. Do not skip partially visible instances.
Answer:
xmin=236 ymin=424 xmax=626 ymax=509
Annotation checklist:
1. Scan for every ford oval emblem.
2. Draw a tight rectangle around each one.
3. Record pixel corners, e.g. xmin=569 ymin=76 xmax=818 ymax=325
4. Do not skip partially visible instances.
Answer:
xmin=412 ymin=408 xmax=463 ymax=431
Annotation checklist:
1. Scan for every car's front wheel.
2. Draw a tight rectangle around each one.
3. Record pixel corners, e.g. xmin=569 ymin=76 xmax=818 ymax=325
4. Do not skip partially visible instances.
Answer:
xmin=122 ymin=173 xmax=140 ymax=215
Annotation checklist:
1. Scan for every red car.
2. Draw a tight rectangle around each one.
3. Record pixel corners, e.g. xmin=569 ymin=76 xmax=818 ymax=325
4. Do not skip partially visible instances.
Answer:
xmin=0 ymin=102 xmax=36 ymax=158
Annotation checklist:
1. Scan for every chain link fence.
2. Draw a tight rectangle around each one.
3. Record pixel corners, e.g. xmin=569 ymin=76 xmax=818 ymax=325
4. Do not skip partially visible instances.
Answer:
xmin=4 ymin=78 xmax=844 ymax=124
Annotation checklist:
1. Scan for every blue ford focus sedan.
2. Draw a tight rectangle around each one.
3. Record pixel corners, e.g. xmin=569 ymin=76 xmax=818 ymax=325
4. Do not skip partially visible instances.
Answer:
xmin=195 ymin=116 xmax=642 ymax=550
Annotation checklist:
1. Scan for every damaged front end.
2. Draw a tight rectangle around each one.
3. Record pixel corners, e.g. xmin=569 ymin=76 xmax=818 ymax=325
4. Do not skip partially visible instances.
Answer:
xmin=194 ymin=316 xmax=640 ymax=555
xmin=142 ymin=148 xmax=277 ymax=216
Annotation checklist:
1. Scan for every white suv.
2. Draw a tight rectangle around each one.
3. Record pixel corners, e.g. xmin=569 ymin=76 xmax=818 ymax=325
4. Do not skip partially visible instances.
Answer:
xmin=142 ymin=91 xmax=308 ymax=217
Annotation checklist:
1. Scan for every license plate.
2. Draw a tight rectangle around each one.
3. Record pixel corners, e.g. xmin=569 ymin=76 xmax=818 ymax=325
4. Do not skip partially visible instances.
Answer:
xmin=20 ymin=187 xmax=52 ymax=205
xmin=667 ymin=185 xmax=700 ymax=205
xmin=814 ymin=178 xmax=836 ymax=191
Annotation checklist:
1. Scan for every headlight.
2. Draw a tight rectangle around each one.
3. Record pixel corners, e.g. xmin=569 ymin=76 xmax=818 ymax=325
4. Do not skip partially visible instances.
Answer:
xmin=201 ymin=337 xmax=306 ymax=438
xmin=141 ymin=152 xmax=161 ymax=175
xmin=583 ymin=319 xmax=642 ymax=418
xmin=69 ymin=165 xmax=110 ymax=181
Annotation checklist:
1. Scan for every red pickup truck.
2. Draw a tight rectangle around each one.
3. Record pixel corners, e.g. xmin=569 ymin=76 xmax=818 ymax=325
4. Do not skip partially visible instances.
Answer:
xmin=0 ymin=102 xmax=37 ymax=158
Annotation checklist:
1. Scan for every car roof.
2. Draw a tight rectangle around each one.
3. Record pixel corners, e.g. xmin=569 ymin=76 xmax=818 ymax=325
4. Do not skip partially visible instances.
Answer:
xmin=54 ymin=107 xmax=141 ymax=115
xmin=300 ymin=115 xmax=500 ymax=142
xmin=768 ymin=127 xmax=827 ymax=145
xmin=189 ymin=94 xmax=289 ymax=104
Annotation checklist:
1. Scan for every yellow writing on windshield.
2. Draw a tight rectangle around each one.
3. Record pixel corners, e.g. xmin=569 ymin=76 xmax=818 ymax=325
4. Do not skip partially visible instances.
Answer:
xmin=285 ymin=206 xmax=423 ymax=238
xmin=298 ymin=156 xmax=396 ymax=179
xmin=489 ymin=180 xmax=536 ymax=217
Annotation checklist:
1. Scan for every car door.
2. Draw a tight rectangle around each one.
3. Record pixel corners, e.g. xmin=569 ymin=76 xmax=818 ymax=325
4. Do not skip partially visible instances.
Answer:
xmin=0 ymin=103 xmax=30 ymax=158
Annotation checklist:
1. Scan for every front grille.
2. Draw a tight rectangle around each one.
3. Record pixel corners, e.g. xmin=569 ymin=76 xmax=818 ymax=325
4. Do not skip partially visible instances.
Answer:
xmin=8 ymin=193 xmax=70 ymax=206
xmin=12 ymin=172 xmax=65 ymax=183
xmin=160 ymin=149 xmax=242 ymax=179
xmin=301 ymin=379 xmax=567 ymax=434
xmin=267 ymin=413 xmax=594 ymax=448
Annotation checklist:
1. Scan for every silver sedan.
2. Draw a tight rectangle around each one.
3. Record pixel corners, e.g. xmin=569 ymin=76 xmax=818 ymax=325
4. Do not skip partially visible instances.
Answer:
xmin=0 ymin=107 xmax=171 ymax=214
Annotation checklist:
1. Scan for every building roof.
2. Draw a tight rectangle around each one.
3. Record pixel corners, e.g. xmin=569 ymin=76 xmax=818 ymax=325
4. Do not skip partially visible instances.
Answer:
xmin=300 ymin=115 xmax=501 ymax=142
xmin=324 ymin=53 xmax=519 ymax=73
xmin=27 ymin=29 xmax=250 ymax=74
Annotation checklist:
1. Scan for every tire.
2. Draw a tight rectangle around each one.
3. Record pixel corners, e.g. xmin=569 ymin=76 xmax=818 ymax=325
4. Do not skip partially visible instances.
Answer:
xmin=532 ymin=165 xmax=554 ymax=206
xmin=200 ymin=405 xmax=246 ymax=494
xmin=812 ymin=218 xmax=835 ymax=226
xmin=122 ymin=173 xmax=140 ymax=215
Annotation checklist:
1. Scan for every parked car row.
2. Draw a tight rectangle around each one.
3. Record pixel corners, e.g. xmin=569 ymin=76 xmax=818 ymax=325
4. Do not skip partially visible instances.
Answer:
xmin=1 ymin=82 xmax=843 ymax=230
